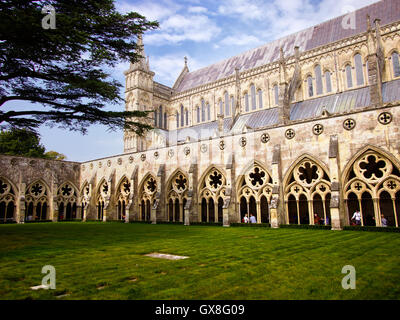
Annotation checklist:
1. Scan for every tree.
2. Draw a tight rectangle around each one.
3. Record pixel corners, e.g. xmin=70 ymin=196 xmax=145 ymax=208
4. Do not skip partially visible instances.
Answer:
xmin=0 ymin=128 xmax=46 ymax=158
xmin=0 ymin=0 xmax=158 ymax=134
xmin=0 ymin=128 xmax=67 ymax=159
xmin=44 ymin=150 xmax=67 ymax=160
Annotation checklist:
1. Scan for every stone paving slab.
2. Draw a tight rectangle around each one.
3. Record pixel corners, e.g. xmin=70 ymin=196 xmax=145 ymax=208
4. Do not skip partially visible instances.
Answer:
xmin=145 ymin=252 xmax=189 ymax=260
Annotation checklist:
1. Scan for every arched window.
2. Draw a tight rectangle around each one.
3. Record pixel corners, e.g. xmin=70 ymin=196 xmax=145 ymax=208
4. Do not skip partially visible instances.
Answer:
xmin=244 ymin=93 xmax=249 ymax=111
xmin=284 ymin=158 xmax=331 ymax=226
xmin=230 ymin=96 xmax=235 ymax=113
xmin=344 ymin=150 xmax=400 ymax=227
xmin=219 ymin=100 xmax=223 ymax=115
xmin=196 ymin=106 xmax=200 ymax=123
xmin=307 ymin=76 xmax=314 ymax=97
xmin=154 ymin=110 xmax=158 ymax=126
xmin=201 ymin=99 xmax=205 ymax=122
xmin=180 ymin=105 xmax=184 ymax=127
xmin=250 ymin=84 xmax=256 ymax=110
xmin=185 ymin=109 xmax=189 ymax=126
xmin=345 ymin=65 xmax=353 ymax=88
xmin=164 ymin=112 xmax=167 ymax=129
xmin=392 ymin=51 xmax=400 ymax=78
xmin=159 ymin=106 xmax=163 ymax=128
xmin=315 ymin=65 xmax=323 ymax=95
xmin=176 ymin=113 xmax=179 ymax=128
xmin=258 ymin=89 xmax=263 ymax=108
xmin=206 ymin=103 xmax=210 ymax=120
xmin=325 ymin=71 xmax=332 ymax=93
xmin=354 ymin=54 xmax=364 ymax=86
xmin=273 ymin=85 xmax=279 ymax=106
xmin=224 ymin=92 xmax=230 ymax=116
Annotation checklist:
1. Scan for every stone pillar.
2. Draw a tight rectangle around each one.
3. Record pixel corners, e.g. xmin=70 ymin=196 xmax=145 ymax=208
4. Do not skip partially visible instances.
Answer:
xmin=151 ymin=199 xmax=158 ymax=224
xmin=329 ymin=135 xmax=342 ymax=230
xmin=17 ymin=182 xmax=26 ymax=223
xmin=271 ymin=144 xmax=282 ymax=228
xmin=366 ymin=16 xmax=384 ymax=108
xmin=269 ymin=194 xmax=279 ymax=228
xmin=222 ymin=198 xmax=230 ymax=227
xmin=52 ymin=200 xmax=59 ymax=222
xmin=184 ymin=198 xmax=191 ymax=226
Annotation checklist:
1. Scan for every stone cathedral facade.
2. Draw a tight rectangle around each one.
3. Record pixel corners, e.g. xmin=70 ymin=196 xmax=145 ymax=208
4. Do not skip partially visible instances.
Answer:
xmin=1 ymin=0 xmax=400 ymax=230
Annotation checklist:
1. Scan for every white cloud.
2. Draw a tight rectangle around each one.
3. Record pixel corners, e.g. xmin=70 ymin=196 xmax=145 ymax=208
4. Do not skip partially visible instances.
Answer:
xmin=188 ymin=6 xmax=208 ymax=14
xmin=116 ymin=0 xmax=181 ymax=21
xmin=146 ymin=14 xmax=221 ymax=45
xmin=149 ymin=54 xmax=204 ymax=86
xmin=220 ymin=34 xmax=263 ymax=47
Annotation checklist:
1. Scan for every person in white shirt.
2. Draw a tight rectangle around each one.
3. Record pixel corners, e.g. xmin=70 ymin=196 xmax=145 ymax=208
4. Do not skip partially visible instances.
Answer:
xmin=243 ymin=214 xmax=249 ymax=223
xmin=381 ymin=214 xmax=388 ymax=227
xmin=352 ymin=210 xmax=361 ymax=225
xmin=249 ymin=214 xmax=257 ymax=224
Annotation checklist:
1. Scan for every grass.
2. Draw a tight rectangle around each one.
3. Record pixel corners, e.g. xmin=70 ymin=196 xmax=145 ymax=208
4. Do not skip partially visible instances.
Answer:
xmin=0 ymin=222 xmax=399 ymax=300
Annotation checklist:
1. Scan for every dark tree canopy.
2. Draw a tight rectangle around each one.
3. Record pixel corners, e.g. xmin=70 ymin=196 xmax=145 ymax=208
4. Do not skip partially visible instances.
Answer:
xmin=0 ymin=0 xmax=158 ymax=134
xmin=0 ymin=128 xmax=63 ymax=159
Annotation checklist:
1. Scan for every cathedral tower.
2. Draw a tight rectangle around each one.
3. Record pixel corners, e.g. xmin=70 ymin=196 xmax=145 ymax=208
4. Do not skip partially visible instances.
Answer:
xmin=123 ymin=34 xmax=155 ymax=153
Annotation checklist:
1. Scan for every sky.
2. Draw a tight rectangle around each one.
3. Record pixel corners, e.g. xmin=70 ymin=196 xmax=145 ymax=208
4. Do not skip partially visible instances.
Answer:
xmin=6 ymin=0 xmax=378 ymax=162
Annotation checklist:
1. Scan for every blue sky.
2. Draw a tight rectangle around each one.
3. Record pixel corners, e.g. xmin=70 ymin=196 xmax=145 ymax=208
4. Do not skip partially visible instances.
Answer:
xmin=6 ymin=0 xmax=377 ymax=162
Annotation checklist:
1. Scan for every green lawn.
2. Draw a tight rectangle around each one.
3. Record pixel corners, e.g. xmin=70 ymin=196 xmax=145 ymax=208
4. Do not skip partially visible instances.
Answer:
xmin=0 ymin=222 xmax=399 ymax=300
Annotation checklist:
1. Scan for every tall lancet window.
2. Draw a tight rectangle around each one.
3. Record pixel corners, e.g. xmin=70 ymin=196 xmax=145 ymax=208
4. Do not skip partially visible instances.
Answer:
xmin=176 ymin=113 xmax=179 ymax=128
xmin=159 ymin=106 xmax=163 ymax=128
xmin=219 ymin=100 xmax=223 ymax=115
xmin=154 ymin=110 xmax=158 ymax=126
xmin=325 ymin=71 xmax=332 ymax=93
xmin=196 ymin=106 xmax=200 ymax=123
xmin=185 ymin=109 xmax=189 ymax=126
xmin=244 ymin=93 xmax=249 ymax=111
xmin=206 ymin=103 xmax=210 ymax=120
xmin=273 ymin=85 xmax=279 ymax=106
xmin=315 ymin=65 xmax=323 ymax=95
xmin=392 ymin=51 xmax=400 ymax=77
xmin=224 ymin=92 xmax=230 ymax=116
xmin=258 ymin=89 xmax=263 ymax=108
xmin=251 ymin=84 xmax=256 ymax=110
xmin=180 ymin=105 xmax=184 ymax=127
xmin=346 ymin=64 xmax=353 ymax=88
xmin=201 ymin=99 xmax=205 ymax=122
xmin=164 ymin=112 xmax=167 ymax=129
xmin=307 ymin=76 xmax=314 ymax=97
xmin=230 ymin=96 xmax=235 ymax=114
xmin=354 ymin=54 xmax=364 ymax=86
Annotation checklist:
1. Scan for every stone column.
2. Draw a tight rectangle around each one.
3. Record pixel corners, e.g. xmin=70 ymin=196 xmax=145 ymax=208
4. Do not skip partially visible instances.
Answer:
xmin=271 ymin=145 xmax=281 ymax=228
xmin=329 ymin=135 xmax=342 ymax=230
xmin=17 ymin=183 xmax=26 ymax=223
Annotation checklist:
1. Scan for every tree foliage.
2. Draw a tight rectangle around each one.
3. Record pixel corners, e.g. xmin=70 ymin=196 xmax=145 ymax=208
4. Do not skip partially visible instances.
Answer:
xmin=0 ymin=128 xmax=67 ymax=159
xmin=0 ymin=0 xmax=158 ymax=134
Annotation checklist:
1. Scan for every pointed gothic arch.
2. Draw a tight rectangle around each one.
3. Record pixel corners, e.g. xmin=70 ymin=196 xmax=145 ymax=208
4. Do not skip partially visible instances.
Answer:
xmin=57 ymin=181 xmax=79 ymax=221
xmin=0 ymin=176 xmax=17 ymax=223
xmin=95 ymin=177 xmax=110 ymax=221
xmin=237 ymin=160 xmax=273 ymax=223
xmin=165 ymin=169 xmax=188 ymax=222
xmin=25 ymin=179 xmax=51 ymax=221
xmin=138 ymin=173 xmax=157 ymax=221
xmin=115 ymin=175 xmax=131 ymax=221
xmin=283 ymin=155 xmax=332 ymax=225
xmin=198 ymin=166 xmax=227 ymax=223
xmin=342 ymin=146 xmax=400 ymax=227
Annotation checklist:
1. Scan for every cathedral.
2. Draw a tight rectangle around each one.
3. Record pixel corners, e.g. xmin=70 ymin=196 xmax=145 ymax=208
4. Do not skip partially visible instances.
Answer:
xmin=1 ymin=0 xmax=400 ymax=230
